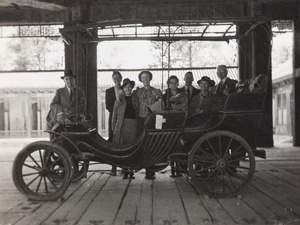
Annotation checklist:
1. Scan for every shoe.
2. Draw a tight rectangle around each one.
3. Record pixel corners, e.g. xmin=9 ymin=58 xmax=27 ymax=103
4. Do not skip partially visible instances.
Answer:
xmin=145 ymin=171 xmax=155 ymax=179
xmin=123 ymin=172 xmax=128 ymax=179
xmin=129 ymin=172 xmax=135 ymax=179
xmin=170 ymin=167 xmax=176 ymax=178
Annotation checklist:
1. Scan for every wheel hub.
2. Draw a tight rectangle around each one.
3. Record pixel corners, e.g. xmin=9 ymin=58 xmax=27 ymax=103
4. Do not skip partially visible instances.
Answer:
xmin=39 ymin=168 xmax=48 ymax=177
xmin=216 ymin=159 xmax=226 ymax=169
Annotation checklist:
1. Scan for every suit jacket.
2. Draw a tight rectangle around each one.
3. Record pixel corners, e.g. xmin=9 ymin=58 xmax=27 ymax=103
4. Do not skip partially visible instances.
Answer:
xmin=188 ymin=92 xmax=223 ymax=116
xmin=46 ymin=87 xmax=86 ymax=129
xmin=105 ymin=87 xmax=116 ymax=113
xmin=179 ymin=85 xmax=200 ymax=106
xmin=215 ymin=77 xmax=238 ymax=97
xmin=112 ymin=94 xmax=139 ymax=143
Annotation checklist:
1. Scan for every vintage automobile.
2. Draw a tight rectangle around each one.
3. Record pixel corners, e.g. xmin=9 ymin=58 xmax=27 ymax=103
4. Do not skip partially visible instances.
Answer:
xmin=12 ymin=74 xmax=267 ymax=201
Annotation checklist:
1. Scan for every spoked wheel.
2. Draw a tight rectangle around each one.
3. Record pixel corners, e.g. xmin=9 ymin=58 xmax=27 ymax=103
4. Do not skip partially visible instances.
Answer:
xmin=12 ymin=141 xmax=73 ymax=201
xmin=50 ymin=137 xmax=89 ymax=182
xmin=188 ymin=130 xmax=255 ymax=198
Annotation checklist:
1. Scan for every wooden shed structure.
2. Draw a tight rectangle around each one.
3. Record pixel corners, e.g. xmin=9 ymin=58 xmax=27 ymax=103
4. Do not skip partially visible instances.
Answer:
xmin=0 ymin=0 xmax=300 ymax=147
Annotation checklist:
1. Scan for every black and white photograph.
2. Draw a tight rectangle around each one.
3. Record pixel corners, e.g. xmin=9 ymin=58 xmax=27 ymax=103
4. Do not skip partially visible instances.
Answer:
xmin=0 ymin=0 xmax=299 ymax=224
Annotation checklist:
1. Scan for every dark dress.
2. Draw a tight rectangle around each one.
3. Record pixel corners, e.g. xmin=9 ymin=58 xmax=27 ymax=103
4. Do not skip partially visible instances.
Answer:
xmin=112 ymin=95 xmax=139 ymax=144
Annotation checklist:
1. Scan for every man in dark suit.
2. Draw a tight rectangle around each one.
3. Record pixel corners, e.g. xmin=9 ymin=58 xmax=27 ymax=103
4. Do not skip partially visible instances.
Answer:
xmin=179 ymin=71 xmax=200 ymax=106
xmin=105 ymin=71 xmax=122 ymax=176
xmin=215 ymin=65 xmax=238 ymax=97
xmin=105 ymin=71 xmax=122 ymax=142
xmin=46 ymin=70 xmax=86 ymax=131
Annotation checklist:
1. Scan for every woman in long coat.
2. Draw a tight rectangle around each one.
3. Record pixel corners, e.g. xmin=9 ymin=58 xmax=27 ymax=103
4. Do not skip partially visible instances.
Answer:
xmin=112 ymin=78 xmax=139 ymax=178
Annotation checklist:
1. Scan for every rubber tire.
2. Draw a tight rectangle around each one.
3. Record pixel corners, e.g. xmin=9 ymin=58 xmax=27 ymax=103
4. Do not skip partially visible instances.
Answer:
xmin=12 ymin=141 xmax=73 ymax=201
xmin=188 ymin=130 xmax=255 ymax=198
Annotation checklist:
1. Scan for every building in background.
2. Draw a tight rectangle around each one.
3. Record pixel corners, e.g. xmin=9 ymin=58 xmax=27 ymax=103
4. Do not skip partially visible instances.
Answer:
xmin=3 ymin=66 xmax=294 ymax=138
xmin=0 ymin=68 xmax=238 ymax=138
xmin=272 ymin=61 xmax=293 ymax=136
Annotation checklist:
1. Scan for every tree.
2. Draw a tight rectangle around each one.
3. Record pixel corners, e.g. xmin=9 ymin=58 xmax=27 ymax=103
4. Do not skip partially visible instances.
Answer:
xmin=0 ymin=37 xmax=64 ymax=71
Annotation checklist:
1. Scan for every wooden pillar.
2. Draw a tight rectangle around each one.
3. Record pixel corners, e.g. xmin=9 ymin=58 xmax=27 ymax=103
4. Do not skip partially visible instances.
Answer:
xmin=237 ymin=23 xmax=253 ymax=80
xmin=81 ymin=41 xmax=98 ymax=129
xmin=64 ymin=31 xmax=98 ymax=129
xmin=293 ymin=20 xmax=300 ymax=146
xmin=237 ymin=22 xmax=273 ymax=147
xmin=63 ymin=3 xmax=98 ymax=129
xmin=254 ymin=22 xmax=274 ymax=147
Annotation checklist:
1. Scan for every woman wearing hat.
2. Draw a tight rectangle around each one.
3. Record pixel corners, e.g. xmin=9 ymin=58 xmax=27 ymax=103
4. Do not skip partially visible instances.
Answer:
xmin=163 ymin=75 xmax=188 ymax=111
xmin=188 ymin=76 xmax=223 ymax=116
xmin=112 ymin=78 xmax=139 ymax=179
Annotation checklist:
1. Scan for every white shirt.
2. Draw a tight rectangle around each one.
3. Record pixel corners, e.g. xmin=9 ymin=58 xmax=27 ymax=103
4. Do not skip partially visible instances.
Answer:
xmin=220 ymin=77 xmax=228 ymax=85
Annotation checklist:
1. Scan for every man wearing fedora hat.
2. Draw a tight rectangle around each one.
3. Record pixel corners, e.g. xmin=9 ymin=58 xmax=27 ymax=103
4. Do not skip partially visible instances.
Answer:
xmin=188 ymin=76 xmax=223 ymax=116
xmin=46 ymin=70 xmax=86 ymax=131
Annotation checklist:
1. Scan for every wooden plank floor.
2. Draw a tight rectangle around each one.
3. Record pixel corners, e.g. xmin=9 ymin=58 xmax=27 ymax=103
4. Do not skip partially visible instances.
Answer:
xmin=0 ymin=142 xmax=300 ymax=225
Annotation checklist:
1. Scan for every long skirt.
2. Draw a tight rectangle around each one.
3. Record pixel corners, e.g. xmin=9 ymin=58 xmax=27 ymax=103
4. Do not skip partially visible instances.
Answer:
xmin=118 ymin=118 xmax=138 ymax=144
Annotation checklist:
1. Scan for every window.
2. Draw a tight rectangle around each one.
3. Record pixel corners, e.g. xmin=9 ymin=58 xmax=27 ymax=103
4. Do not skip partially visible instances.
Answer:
xmin=277 ymin=93 xmax=287 ymax=125
xmin=0 ymin=102 xmax=4 ymax=130
xmin=101 ymin=102 xmax=106 ymax=130
xmin=32 ymin=102 xmax=38 ymax=130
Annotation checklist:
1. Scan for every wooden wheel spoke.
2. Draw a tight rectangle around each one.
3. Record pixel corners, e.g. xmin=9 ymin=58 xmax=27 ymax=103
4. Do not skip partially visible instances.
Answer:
xmin=47 ymin=157 xmax=63 ymax=170
xmin=29 ymin=155 xmax=41 ymax=168
xmin=225 ymin=144 xmax=244 ymax=160
xmin=211 ymin=169 xmax=220 ymax=191
xmin=35 ymin=177 xmax=42 ymax=193
xmin=43 ymin=177 xmax=49 ymax=194
xmin=225 ymin=167 xmax=246 ymax=181
xmin=221 ymin=170 xmax=227 ymax=193
xmin=195 ymin=147 xmax=216 ymax=160
xmin=218 ymin=135 xmax=222 ymax=158
xmin=226 ymin=155 xmax=249 ymax=164
xmin=23 ymin=172 xmax=40 ymax=177
xmin=193 ymin=157 xmax=214 ymax=165
xmin=46 ymin=176 xmax=59 ymax=190
xmin=223 ymin=137 xmax=233 ymax=159
xmin=224 ymin=169 xmax=236 ymax=189
xmin=205 ymin=139 xmax=219 ymax=159
xmin=24 ymin=163 xmax=39 ymax=171
xmin=39 ymin=150 xmax=44 ymax=168
xmin=199 ymin=168 xmax=218 ymax=185
xmin=26 ymin=174 xmax=40 ymax=186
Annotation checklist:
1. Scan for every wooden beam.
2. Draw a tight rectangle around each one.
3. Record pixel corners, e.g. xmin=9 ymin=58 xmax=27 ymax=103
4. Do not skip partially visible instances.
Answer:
xmin=293 ymin=19 xmax=300 ymax=146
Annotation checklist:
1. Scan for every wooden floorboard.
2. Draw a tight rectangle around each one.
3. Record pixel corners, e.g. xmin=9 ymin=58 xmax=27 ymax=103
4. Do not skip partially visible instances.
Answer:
xmin=1 ymin=144 xmax=300 ymax=225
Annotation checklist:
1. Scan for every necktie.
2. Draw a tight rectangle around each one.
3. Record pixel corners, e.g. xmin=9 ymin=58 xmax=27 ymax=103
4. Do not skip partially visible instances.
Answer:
xmin=187 ymin=87 xmax=190 ymax=99
xmin=70 ymin=89 xmax=73 ymax=101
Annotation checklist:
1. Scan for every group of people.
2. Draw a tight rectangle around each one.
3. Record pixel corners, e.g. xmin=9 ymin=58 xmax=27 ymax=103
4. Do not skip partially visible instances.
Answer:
xmin=46 ymin=65 xmax=238 ymax=180
xmin=105 ymin=65 xmax=238 ymax=179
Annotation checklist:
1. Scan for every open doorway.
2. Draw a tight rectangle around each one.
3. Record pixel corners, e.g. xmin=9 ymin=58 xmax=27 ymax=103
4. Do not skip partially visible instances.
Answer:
xmin=271 ymin=20 xmax=293 ymax=146
xmin=96 ymin=39 xmax=238 ymax=138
